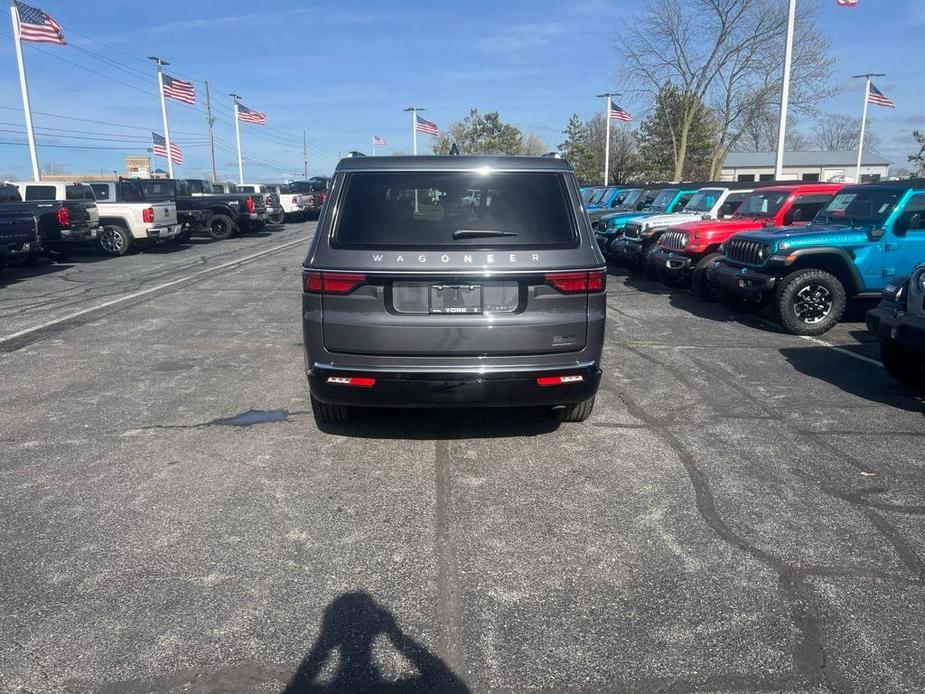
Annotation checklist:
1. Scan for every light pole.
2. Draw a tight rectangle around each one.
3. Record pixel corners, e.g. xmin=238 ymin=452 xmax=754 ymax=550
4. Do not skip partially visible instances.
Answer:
xmin=774 ymin=0 xmax=796 ymax=180
xmin=148 ymin=56 xmax=174 ymax=179
xmin=852 ymin=72 xmax=885 ymax=183
xmin=596 ymin=92 xmax=621 ymax=185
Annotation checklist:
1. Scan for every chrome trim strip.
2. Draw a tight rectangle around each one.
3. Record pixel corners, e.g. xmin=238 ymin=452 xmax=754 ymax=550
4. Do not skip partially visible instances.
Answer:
xmin=312 ymin=360 xmax=597 ymax=374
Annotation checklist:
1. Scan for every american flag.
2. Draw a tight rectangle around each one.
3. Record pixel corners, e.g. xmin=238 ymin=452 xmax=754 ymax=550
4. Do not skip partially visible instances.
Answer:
xmin=867 ymin=83 xmax=895 ymax=108
xmin=14 ymin=1 xmax=65 ymax=45
xmin=237 ymin=103 xmax=267 ymax=125
xmin=162 ymin=74 xmax=196 ymax=105
xmin=415 ymin=113 xmax=439 ymax=136
xmin=373 ymin=135 xmax=386 ymax=146
xmin=152 ymin=132 xmax=183 ymax=165
xmin=609 ymin=100 xmax=632 ymax=122
xmin=835 ymin=0 xmax=858 ymax=6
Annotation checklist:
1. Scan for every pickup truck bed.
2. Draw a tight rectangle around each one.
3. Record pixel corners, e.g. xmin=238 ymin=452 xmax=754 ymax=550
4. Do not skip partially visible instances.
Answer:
xmin=0 ymin=210 xmax=39 ymax=269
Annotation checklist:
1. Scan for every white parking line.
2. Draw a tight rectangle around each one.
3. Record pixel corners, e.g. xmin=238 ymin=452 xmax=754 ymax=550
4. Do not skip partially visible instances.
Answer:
xmin=0 ymin=236 xmax=308 ymax=346
xmin=796 ymin=334 xmax=883 ymax=368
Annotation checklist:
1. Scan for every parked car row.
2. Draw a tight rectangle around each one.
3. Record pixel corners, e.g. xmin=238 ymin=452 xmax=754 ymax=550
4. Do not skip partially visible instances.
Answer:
xmin=0 ymin=177 xmax=327 ymax=269
xmin=586 ymin=179 xmax=925 ymax=393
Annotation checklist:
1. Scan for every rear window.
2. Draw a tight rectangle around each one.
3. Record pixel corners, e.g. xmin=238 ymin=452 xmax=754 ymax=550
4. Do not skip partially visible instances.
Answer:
xmin=66 ymin=184 xmax=95 ymax=201
xmin=136 ymin=179 xmax=176 ymax=201
xmin=333 ymin=171 xmax=577 ymax=249
xmin=90 ymin=184 xmax=110 ymax=201
xmin=24 ymin=185 xmax=57 ymax=201
xmin=0 ymin=184 xmax=22 ymax=202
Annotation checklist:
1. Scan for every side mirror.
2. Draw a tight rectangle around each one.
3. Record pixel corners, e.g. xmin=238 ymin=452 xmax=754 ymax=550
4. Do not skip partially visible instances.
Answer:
xmin=701 ymin=214 xmax=711 ymax=221
xmin=870 ymin=226 xmax=886 ymax=240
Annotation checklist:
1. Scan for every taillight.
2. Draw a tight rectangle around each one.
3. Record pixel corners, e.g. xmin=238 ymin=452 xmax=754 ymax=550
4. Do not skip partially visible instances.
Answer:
xmin=142 ymin=207 xmax=154 ymax=224
xmin=265 ymin=195 xmax=272 ymax=207
xmin=291 ymin=196 xmax=298 ymax=205
xmin=57 ymin=206 xmax=70 ymax=227
xmin=536 ymin=375 xmax=585 ymax=387
xmin=246 ymin=196 xmax=256 ymax=214
xmin=327 ymin=376 xmax=376 ymax=388
xmin=319 ymin=191 xmax=327 ymax=204
xmin=304 ymin=271 xmax=366 ymax=294
xmin=545 ymin=270 xmax=606 ymax=294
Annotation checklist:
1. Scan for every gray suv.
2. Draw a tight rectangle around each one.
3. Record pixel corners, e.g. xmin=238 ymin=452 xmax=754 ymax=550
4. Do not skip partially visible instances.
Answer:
xmin=301 ymin=155 xmax=606 ymax=423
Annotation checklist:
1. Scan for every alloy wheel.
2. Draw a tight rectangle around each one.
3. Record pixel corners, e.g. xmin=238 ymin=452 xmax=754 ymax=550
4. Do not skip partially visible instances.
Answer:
xmin=792 ymin=283 xmax=832 ymax=324
xmin=100 ymin=227 xmax=125 ymax=255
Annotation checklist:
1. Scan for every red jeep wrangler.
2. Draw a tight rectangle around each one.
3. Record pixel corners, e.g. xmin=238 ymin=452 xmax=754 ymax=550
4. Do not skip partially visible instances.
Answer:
xmin=650 ymin=183 xmax=843 ymax=298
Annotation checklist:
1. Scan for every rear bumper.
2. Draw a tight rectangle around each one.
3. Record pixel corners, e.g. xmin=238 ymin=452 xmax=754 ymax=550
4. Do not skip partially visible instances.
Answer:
xmin=146 ymin=224 xmax=181 ymax=240
xmin=709 ymin=260 xmax=777 ymax=300
xmin=866 ymin=307 xmax=925 ymax=353
xmin=308 ymin=362 xmax=602 ymax=408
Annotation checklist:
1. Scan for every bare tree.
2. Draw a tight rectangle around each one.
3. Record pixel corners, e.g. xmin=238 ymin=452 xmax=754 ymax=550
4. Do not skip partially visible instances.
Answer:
xmin=521 ymin=133 xmax=548 ymax=156
xmin=620 ymin=0 xmax=834 ymax=179
xmin=810 ymin=113 xmax=879 ymax=152
xmin=737 ymin=113 xmax=810 ymax=152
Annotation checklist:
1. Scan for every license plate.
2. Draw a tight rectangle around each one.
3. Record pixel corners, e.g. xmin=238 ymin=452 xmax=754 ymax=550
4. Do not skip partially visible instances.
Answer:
xmin=429 ymin=284 xmax=482 ymax=314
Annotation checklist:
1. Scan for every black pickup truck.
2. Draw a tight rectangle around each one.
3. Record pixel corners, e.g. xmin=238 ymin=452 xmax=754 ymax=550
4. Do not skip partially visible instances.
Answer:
xmin=0 ymin=182 xmax=94 ymax=263
xmin=175 ymin=179 xmax=268 ymax=239
xmin=0 ymin=208 xmax=39 ymax=272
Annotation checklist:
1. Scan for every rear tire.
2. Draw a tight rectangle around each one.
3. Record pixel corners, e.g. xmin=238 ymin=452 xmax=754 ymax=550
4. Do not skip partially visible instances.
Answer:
xmin=99 ymin=224 xmax=133 ymax=256
xmin=43 ymin=247 xmax=70 ymax=263
xmin=772 ymin=268 xmax=846 ymax=336
xmin=559 ymin=397 xmax=595 ymax=423
xmin=879 ymin=340 xmax=925 ymax=393
xmin=270 ymin=212 xmax=285 ymax=224
xmin=311 ymin=394 xmax=352 ymax=424
xmin=692 ymin=252 xmax=722 ymax=301
xmin=208 ymin=214 xmax=236 ymax=241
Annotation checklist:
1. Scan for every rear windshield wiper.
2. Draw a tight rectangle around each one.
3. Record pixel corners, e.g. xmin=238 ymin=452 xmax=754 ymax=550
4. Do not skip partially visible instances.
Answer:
xmin=452 ymin=229 xmax=519 ymax=240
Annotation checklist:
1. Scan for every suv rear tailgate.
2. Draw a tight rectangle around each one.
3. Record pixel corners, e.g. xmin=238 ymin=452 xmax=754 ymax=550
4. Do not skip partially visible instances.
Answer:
xmin=149 ymin=202 xmax=178 ymax=228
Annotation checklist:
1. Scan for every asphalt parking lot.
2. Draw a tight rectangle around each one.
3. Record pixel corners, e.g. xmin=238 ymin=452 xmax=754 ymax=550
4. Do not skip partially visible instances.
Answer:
xmin=1 ymin=221 xmax=923 ymax=693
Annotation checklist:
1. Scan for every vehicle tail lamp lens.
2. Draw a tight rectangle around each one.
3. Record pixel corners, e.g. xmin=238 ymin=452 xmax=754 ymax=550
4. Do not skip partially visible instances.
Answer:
xmin=142 ymin=207 xmax=155 ymax=224
xmin=292 ymin=196 xmax=299 ymax=205
xmin=536 ymin=375 xmax=585 ymax=387
xmin=246 ymin=196 xmax=256 ymax=214
xmin=327 ymin=376 xmax=376 ymax=387
xmin=545 ymin=271 xmax=606 ymax=294
xmin=304 ymin=271 xmax=366 ymax=294
xmin=57 ymin=206 xmax=70 ymax=227
xmin=265 ymin=195 xmax=273 ymax=207
xmin=319 ymin=192 xmax=327 ymax=204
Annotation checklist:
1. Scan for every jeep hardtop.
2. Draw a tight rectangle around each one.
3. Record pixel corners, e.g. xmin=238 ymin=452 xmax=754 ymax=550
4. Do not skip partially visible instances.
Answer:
xmin=301 ymin=155 xmax=606 ymax=424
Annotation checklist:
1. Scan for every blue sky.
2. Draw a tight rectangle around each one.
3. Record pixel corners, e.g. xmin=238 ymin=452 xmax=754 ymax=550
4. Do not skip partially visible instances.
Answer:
xmin=0 ymin=0 xmax=922 ymax=181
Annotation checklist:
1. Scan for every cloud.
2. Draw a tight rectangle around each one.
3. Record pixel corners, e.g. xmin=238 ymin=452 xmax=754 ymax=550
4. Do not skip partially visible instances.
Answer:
xmin=475 ymin=22 xmax=567 ymax=58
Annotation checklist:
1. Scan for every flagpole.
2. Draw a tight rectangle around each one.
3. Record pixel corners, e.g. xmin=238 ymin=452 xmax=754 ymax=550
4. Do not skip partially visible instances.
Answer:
xmin=774 ymin=0 xmax=796 ymax=180
xmin=204 ymin=80 xmax=217 ymax=183
xmin=230 ymin=93 xmax=244 ymax=184
xmin=10 ymin=1 xmax=40 ymax=180
xmin=303 ymin=130 xmax=308 ymax=179
xmin=404 ymin=107 xmax=422 ymax=155
xmin=148 ymin=56 xmax=174 ymax=178
xmin=596 ymin=92 xmax=619 ymax=185
xmin=372 ymin=137 xmax=377 ymax=156
xmin=851 ymin=73 xmax=883 ymax=183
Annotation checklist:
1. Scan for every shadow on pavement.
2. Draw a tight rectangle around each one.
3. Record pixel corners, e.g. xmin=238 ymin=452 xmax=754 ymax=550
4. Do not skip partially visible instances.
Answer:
xmin=780 ymin=345 xmax=924 ymax=412
xmin=317 ymin=406 xmax=562 ymax=439
xmin=284 ymin=591 xmax=469 ymax=694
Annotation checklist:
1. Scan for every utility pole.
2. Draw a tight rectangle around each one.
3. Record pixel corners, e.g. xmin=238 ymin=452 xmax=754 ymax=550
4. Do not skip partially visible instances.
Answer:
xmin=853 ymin=72 xmax=884 ymax=183
xmin=148 ymin=56 xmax=174 ymax=178
xmin=403 ymin=106 xmax=424 ymax=155
xmin=10 ymin=0 xmax=40 ymax=180
xmin=230 ymin=93 xmax=244 ymax=184
xmin=303 ymin=130 xmax=308 ymax=179
xmin=204 ymin=81 xmax=217 ymax=183
xmin=596 ymin=92 xmax=621 ymax=186
xmin=773 ymin=0 xmax=796 ymax=180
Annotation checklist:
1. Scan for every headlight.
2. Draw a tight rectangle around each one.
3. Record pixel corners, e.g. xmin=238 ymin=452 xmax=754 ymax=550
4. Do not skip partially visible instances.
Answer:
xmin=778 ymin=241 xmax=791 ymax=252
xmin=680 ymin=233 xmax=689 ymax=249
xmin=757 ymin=245 xmax=768 ymax=262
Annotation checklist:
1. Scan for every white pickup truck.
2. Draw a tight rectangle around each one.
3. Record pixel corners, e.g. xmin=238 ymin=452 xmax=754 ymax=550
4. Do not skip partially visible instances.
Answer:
xmin=88 ymin=180 xmax=180 ymax=256
xmin=264 ymin=183 xmax=307 ymax=222
xmin=621 ymin=185 xmax=754 ymax=239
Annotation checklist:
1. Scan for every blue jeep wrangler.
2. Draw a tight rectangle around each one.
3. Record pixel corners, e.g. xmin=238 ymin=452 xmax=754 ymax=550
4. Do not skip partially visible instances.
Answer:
xmin=709 ymin=181 xmax=925 ymax=335
xmin=866 ymin=262 xmax=925 ymax=393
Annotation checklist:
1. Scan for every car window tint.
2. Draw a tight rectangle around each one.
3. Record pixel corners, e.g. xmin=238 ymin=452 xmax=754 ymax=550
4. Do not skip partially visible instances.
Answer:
xmin=90 ymin=184 xmax=110 ymax=201
xmin=334 ymin=172 xmax=578 ymax=249
xmin=25 ymin=185 xmax=57 ymax=201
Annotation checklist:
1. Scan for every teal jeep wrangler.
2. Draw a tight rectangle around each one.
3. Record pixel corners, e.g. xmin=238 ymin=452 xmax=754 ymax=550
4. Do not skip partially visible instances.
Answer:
xmin=708 ymin=181 xmax=925 ymax=335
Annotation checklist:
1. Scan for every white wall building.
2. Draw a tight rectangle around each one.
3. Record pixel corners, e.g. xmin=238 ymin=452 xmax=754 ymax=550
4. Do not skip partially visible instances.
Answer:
xmin=720 ymin=151 xmax=890 ymax=183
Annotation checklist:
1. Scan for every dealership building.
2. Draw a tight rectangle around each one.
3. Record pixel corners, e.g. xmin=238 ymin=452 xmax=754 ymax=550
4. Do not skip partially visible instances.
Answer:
xmin=720 ymin=150 xmax=891 ymax=183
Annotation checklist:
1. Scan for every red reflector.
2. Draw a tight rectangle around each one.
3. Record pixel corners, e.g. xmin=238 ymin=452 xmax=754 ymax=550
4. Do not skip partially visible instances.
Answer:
xmin=536 ymin=375 xmax=584 ymax=387
xmin=304 ymin=271 xmax=366 ymax=294
xmin=57 ymin=206 xmax=70 ymax=227
xmin=327 ymin=376 xmax=376 ymax=388
xmin=142 ymin=207 xmax=154 ymax=224
xmin=292 ymin=196 xmax=299 ymax=205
